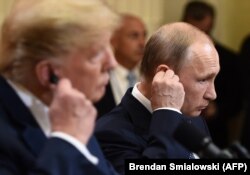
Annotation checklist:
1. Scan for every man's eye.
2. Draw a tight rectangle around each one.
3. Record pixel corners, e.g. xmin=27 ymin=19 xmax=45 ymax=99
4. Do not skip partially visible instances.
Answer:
xmin=129 ymin=33 xmax=139 ymax=39
xmin=198 ymin=79 xmax=207 ymax=83
xmin=90 ymin=50 xmax=105 ymax=63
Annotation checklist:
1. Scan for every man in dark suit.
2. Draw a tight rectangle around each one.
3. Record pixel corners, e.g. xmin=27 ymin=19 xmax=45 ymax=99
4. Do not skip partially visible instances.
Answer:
xmin=95 ymin=22 xmax=220 ymax=174
xmin=95 ymin=14 xmax=147 ymax=118
xmin=0 ymin=78 xmax=117 ymax=175
xmin=0 ymin=0 xmax=120 ymax=174
xmin=182 ymin=1 xmax=242 ymax=148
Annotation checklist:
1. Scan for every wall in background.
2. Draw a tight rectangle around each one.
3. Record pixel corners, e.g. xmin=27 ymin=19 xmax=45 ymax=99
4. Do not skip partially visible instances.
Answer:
xmin=0 ymin=0 xmax=14 ymax=25
xmin=107 ymin=0 xmax=165 ymax=40
xmin=106 ymin=0 xmax=250 ymax=52
xmin=219 ymin=0 xmax=250 ymax=52
xmin=1 ymin=0 xmax=250 ymax=52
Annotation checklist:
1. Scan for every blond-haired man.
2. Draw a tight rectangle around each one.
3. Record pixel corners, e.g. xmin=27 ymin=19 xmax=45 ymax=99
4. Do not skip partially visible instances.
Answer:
xmin=0 ymin=0 xmax=120 ymax=174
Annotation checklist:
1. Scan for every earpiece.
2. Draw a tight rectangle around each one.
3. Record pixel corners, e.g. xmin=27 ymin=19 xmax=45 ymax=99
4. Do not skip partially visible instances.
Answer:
xmin=49 ymin=69 xmax=59 ymax=84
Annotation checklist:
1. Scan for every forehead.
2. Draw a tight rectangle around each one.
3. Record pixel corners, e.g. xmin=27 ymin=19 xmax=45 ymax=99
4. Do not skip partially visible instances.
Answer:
xmin=68 ymin=32 xmax=112 ymax=57
xmin=121 ymin=18 xmax=145 ymax=31
xmin=183 ymin=41 xmax=220 ymax=76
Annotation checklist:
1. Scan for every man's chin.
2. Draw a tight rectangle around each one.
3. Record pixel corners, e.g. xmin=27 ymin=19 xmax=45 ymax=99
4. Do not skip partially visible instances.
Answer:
xmin=185 ymin=111 xmax=201 ymax=117
xmin=193 ymin=111 xmax=202 ymax=117
xmin=93 ymin=88 xmax=106 ymax=103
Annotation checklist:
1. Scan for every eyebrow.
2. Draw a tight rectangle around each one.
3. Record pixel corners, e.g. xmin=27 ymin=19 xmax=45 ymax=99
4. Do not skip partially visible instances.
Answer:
xmin=203 ymin=72 xmax=219 ymax=80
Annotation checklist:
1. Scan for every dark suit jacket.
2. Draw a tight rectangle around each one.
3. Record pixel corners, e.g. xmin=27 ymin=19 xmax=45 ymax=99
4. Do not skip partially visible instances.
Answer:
xmin=95 ymin=88 xmax=210 ymax=174
xmin=95 ymin=83 xmax=116 ymax=119
xmin=0 ymin=76 xmax=117 ymax=175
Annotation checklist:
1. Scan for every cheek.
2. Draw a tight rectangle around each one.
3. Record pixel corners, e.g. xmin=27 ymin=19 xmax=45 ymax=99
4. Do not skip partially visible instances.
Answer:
xmin=86 ymin=80 xmax=106 ymax=102
xmin=71 ymin=67 xmax=101 ymax=94
xmin=124 ymin=39 xmax=136 ymax=49
xmin=122 ymin=44 xmax=133 ymax=54
xmin=182 ymin=88 xmax=203 ymax=116
xmin=81 ymin=72 xmax=100 ymax=88
xmin=183 ymin=84 xmax=203 ymax=105
xmin=78 ymin=77 xmax=99 ymax=101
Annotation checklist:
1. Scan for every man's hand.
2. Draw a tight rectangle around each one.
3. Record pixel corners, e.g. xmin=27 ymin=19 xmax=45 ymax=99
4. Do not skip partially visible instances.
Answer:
xmin=151 ymin=69 xmax=185 ymax=111
xmin=49 ymin=78 xmax=97 ymax=144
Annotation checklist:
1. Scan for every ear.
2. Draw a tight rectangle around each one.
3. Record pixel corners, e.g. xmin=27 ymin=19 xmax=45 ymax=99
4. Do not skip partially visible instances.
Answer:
xmin=155 ymin=64 xmax=170 ymax=74
xmin=35 ymin=60 xmax=53 ymax=87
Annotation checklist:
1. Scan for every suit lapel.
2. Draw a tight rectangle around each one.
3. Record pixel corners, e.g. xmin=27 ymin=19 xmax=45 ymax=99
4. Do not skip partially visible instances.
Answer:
xmin=121 ymin=88 xmax=151 ymax=139
xmin=0 ymin=76 xmax=46 ymax=156
xmin=22 ymin=127 xmax=47 ymax=156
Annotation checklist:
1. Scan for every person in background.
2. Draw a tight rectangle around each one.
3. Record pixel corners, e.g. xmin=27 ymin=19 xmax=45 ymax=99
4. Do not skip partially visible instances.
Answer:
xmin=239 ymin=35 xmax=250 ymax=152
xmin=95 ymin=14 xmax=147 ymax=118
xmin=0 ymin=0 xmax=120 ymax=174
xmin=182 ymin=1 xmax=242 ymax=148
xmin=95 ymin=22 xmax=220 ymax=174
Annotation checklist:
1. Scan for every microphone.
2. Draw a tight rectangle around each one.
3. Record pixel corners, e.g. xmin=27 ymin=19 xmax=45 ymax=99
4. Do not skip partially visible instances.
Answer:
xmin=173 ymin=121 xmax=234 ymax=159
xmin=228 ymin=141 xmax=250 ymax=159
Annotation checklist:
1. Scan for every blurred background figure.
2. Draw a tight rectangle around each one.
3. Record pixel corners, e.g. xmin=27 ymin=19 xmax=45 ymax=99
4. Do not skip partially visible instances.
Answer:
xmin=239 ymin=35 xmax=250 ymax=152
xmin=95 ymin=13 xmax=147 ymax=118
xmin=182 ymin=1 xmax=242 ymax=148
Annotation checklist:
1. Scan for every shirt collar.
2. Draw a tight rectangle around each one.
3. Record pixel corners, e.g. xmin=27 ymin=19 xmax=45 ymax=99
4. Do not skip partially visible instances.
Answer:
xmin=7 ymin=79 xmax=51 ymax=137
xmin=131 ymin=82 xmax=182 ymax=114
xmin=132 ymin=82 xmax=152 ymax=113
xmin=114 ymin=64 xmax=129 ymax=79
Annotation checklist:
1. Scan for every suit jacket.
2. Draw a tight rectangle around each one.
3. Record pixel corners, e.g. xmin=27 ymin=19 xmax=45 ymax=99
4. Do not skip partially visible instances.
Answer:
xmin=95 ymin=83 xmax=116 ymax=119
xmin=0 ymin=76 xmax=117 ymax=175
xmin=95 ymin=88 xmax=210 ymax=174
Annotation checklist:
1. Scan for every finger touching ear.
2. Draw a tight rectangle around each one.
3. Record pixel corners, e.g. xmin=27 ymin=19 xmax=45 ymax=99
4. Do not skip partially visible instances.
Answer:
xmin=155 ymin=64 xmax=169 ymax=74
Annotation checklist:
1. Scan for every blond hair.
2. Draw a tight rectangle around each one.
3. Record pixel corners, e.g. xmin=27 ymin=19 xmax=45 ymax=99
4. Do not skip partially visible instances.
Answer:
xmin=0 ymin=0 xmax=120 ymax=83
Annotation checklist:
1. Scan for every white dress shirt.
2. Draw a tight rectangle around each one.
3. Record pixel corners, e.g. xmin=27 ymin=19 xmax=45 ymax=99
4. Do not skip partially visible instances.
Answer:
xmin=7 ymin=80 xmax=99 ymax=165
xmin=132 ymin=82 xmax=182 ymax=114
xmin=110 ymin=64 xmax=140 ymax=105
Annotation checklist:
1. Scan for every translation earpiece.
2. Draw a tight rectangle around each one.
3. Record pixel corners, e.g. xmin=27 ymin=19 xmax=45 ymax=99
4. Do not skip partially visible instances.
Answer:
xmin=49 ymin=69 xmax=59 ymax=84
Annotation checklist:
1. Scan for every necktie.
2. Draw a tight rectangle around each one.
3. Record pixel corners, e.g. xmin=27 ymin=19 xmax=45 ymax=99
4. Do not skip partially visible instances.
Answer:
xmin=127 ymin=71 xmax=136 ymax=88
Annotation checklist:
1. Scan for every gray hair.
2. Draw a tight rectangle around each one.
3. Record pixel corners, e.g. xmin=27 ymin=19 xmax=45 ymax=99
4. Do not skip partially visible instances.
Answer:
xmin=140 ymin=22 xmax=212 ymax=80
